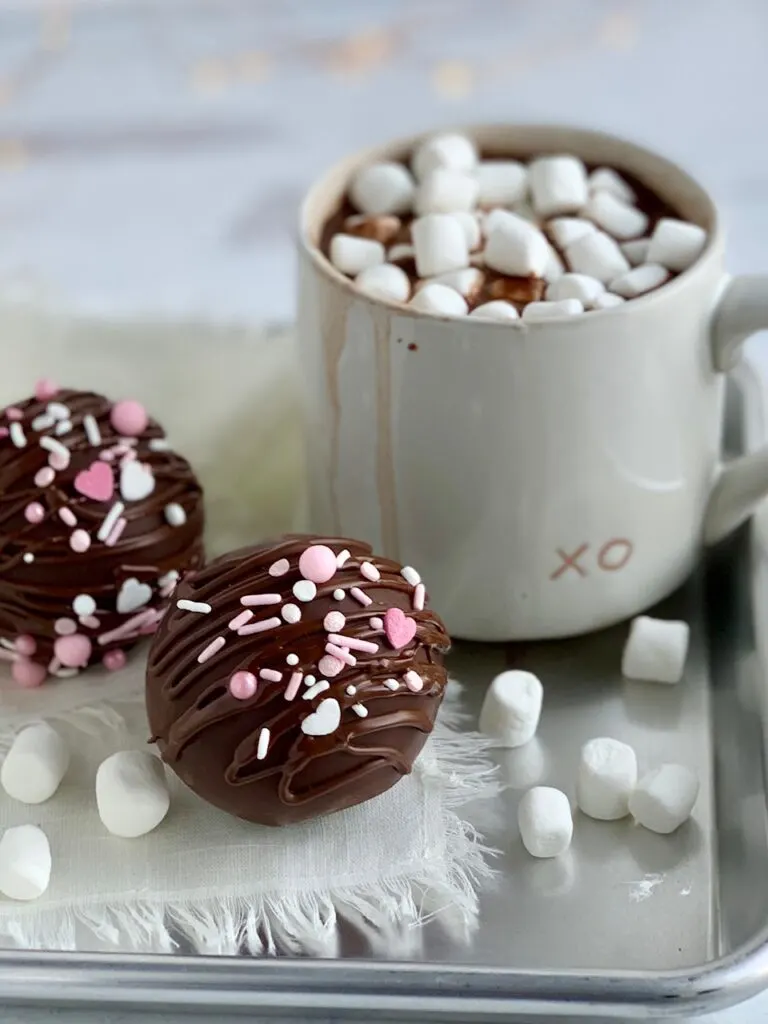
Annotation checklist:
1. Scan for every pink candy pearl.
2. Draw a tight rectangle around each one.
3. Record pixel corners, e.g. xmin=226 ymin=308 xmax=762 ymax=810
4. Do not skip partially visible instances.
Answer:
xmin=298 ymin=544 xmax=337 ymax=585
xmin=53 ymin=633 xmax=92 ymax=668
xmin=12 ymin=659 xmax=47 ymax=688
xmin=24 ymin=502 xmax=45 ymax=524
xmin=35 ymin=378 xmax=58 ymax=401
xmin=15 ymin=634 xmax=36 ymax=657
xmin=318 ymin=654 xmax=344 ymax=678
xmin=103 ymin=649 xmax=127 ymax=672
xmin=110 ymin=400 xmax=148 ymax=437
xmin=34 ymin=467 xmax=55 ymax=487
xmin=229 ymin=671 xmax=257 ymax=700
xmin=70 ymin=530 xmax=91 ymax=553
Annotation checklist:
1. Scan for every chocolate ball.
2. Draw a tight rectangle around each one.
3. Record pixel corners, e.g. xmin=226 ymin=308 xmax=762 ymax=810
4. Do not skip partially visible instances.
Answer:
xmin=146 ymin=535 xmax=450 ymax=826
xmin=0 ymin=383 xmax=204 ymax=683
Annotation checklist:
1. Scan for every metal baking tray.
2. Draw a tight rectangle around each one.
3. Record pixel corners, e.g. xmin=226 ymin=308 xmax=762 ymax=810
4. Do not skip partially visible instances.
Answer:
xmin=0 ymin=363 xmax=767 ymax=1020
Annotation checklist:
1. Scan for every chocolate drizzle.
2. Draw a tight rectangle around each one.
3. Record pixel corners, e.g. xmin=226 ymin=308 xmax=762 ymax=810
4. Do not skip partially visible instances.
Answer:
xmin=146 ymin=536 xmax=450 ymax=826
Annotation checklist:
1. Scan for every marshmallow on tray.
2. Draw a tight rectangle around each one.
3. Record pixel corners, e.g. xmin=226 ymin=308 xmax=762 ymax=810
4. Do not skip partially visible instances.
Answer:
xmin=1 ymin=723 xmax=69 ymax=804
xmin=577 ymin=737 xmax=638 ymax=820
xmin=529 ymin=155 xmax=588 ymax=218
xmin=412 ymin=213 xmax=469 ymax=277
xmin=355 ymin=263 xmax=411 ymax=303
xmin=584 ymin=190 xmax=649 ymax=240
xmin=412 ymin=132 xmax=478 ymax=179
xmin=409 ymin=282 xmax=468 ymax=317
xmin=349 ymin=162 xmax=415 ymax=216
xmin=610 ymin=264 xmax=670 ymax=299
xmin=547 ymin=217 xmax=596 ymax=249
xmin=629 ymin=764 xmax=700 ymax=834
xmin=546 ymin=273 xmax=605 ymax=308
xmin=478 ymin=670 xmax=543 ymax=748
xmin=96 ymin=750 xmax=171 ymax=838
xmin=588 ymin=166 xmax=636 ymax=204
xmin=621 ymin=615 xmax=690 ymax=684
xmin=523 ymin=299 xmax=584 ymax=321
xmin=565 ymin=230 xmax=630 ymax=283
xmin=518 ymin=786 xmax=573 ymax=858
xmin=646 ymin=218 xmax=708 ymax=271
xmin=485 ymin=213 xmax=550 ymax=277
xmin=476 ymin=160 xmax=528 ymax=207
xmin=470 ymin=300 xmax=520 ymax=321
xmin=0 ymin=825 xmax=51 ymax=901
xmin=330 ymin=234 xmax=385 ymax=276
xmin=414 ymin=168 xmax=479 ymax=215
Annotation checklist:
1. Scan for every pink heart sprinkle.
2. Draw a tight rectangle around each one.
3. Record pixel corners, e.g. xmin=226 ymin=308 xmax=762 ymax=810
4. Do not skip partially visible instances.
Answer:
xmin=384 ymin=607 xmax=417 ymax=650
xmin=74 ymin=461 xmax=114 ymax=502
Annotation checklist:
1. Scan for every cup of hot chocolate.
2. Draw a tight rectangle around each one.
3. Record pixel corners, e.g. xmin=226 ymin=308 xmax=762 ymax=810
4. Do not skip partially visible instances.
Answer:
xmin=297 ymin=124 xmax=768 ymax=641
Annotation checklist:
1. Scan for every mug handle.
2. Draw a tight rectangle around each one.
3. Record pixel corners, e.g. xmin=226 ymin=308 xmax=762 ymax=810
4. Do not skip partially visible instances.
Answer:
xmin=704 ymin=274 xmax=768 ymax=544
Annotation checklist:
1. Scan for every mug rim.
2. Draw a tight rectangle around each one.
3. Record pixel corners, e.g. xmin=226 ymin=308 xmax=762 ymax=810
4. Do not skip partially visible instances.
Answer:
xmin=298 ymin=122 xmax=722 ymax=326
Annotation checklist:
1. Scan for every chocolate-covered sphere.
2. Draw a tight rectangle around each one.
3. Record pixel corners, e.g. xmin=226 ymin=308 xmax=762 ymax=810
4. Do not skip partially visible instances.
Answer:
xmin=146 ymin=536 xmax=450 ymax=826
xmin=0 ymin=382 xmax=204 ymax=684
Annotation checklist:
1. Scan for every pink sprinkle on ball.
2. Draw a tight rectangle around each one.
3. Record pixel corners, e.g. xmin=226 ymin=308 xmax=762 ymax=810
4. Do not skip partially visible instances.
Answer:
xmin=229 ymin=671 xmax=258 ymax=700
xmin=12 ymin=659 xmax=47 ymax=688
xmin=24 ymin=502 xmax=45 ymax=524
xmin=54 ymin=633 xmax=92 ymax=668
xmin=103 ymin=649 xmax=127 ymax=672
xmin=15 ymin=634 xmax=36 ymax=657
xmin=70 ymin=529 xmax=91 ymax=553
xmin=298 ymin=544 xmax=337 ymax=585
xmin=34 ymin=467 xmax=55 ymax=487
xmin=35 ymin=378 xmax=59 ymax=401
xmin=110 ymin=400 xmax=148 ymax=437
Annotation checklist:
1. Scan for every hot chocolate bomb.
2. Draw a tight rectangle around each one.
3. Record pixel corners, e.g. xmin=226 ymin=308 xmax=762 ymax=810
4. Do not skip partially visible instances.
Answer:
xmin=0 ymin=382 xmax=204 ymax=685
xmin=146 ymin=536 xmax=450 ymax=826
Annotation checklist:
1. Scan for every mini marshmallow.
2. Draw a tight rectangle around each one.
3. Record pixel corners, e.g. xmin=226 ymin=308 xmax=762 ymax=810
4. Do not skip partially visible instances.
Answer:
xmin=388 ymin=243 xmax=415 ymax=263
xmin=349 ymin=161 xmax=415 ymax=216
xmin=583 ymin=190 xmax=649 ymax=240
xmin=522 ymin=299 xmax=584 ymax=321
xmin=483 ymin=207 xmax=520 ymax=236
xmin=412 ymin=213 xmax=469 ymax=278
xmin=451 ymin=211 xmax=482 ymax=251
xmin=1 ymin=723 xmax=69 ymax=804
xmin=646 ymin=218 xmax=707 ymax=272
xmin=565 ymin=230 xmax=630 ymax=283
xmin=424 ymin=267 xmax=484 ymax=301
xmin=469 ymin=300 xmax=519 ymax=321
xmin=409 ymin=283 xmax=468 ymax=317
xmin=485 ymin=214 xmax=550 ymax=277
xmin=577 ymin=737 xmax=638 ymax=820
xmin=621 ymin=238 xmax=650 ymax=266
xmin=96 ymin=750 xmax=170 ymax=838
xmin=621 ymin=615 xmax=690 ymax=684
xmin=0 ymin=825 xmax=51 ymax=900
xmin=355 ymin=263 xmax=411 ymax=303
xmin=546 ymin=273 xmax=605 ymax=308
xmin=547 ymin=217 xmax=596 ymax=249
xmin=330 ymin=234 xmax=385 ymax=276
xmin=511 ymin=200 xmax=538 ymax=224
xmin=629 ymin=764 xmax=700 ymax=834
xmin=476 ymin=160 xmax=528 ymax=206
xmin=344 ymin=213 xmax=402 ymax=244
xmin=414 ymin=168 xmax=479 ymax=215
xmin=609 ymin=263 xmax=670 ymax=298
xmin=543 ymin=244 xmax=565 ymax=283
xmin=412 ymin=132 xmax=478 ymax=180
xmin=529 ymin=155 xmax=588 ymax=218
xmin=478 ymin=670 xmax=543 ymax=748
xmin=593 ymin=291 xmax=626 ymax=310
xmin=518 ymin=786 xmax=573 ymax=858
xmin=588 ymin=166 xmax=636 ymax=204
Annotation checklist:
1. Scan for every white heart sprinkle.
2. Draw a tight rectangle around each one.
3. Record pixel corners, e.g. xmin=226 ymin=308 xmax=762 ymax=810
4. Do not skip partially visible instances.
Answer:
xmin=116 ymin=577 xmax=153 ymax=615
xmin=301 ymin=698 xmax=341 ymax=737
xmin=120 ymin=461 xmax=155 ymax=502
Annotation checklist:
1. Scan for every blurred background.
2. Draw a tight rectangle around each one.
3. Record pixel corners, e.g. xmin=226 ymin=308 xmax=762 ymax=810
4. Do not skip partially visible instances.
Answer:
xmin=0 ymin=0 xmax=765 ymax=324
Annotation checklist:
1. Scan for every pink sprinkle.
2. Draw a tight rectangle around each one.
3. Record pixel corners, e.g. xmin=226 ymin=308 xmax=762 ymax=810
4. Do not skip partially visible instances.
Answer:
xmin=58 ymin=507 xmax=77 ymax=527
xmin=360 ymin=561 xmax=380 ymax=582
xmin=405 ymin=670 xmax=424 ymax=692
xmin=12 ymin=659 xmax=47 ymax=688
xmin=103 ymin=648 xmax=127 ymax=672
xmin=80 ymin=615 xmax=100 ymax=629
xmin=229 ymin=671 xmax=257 ymax=700
xmin=104 ymin=517 xmax=127 ymax=547
xmin=259 ymin=668 xmax=282 ymax=682
xmin=99 ymin=449 xmax=115 ymax=462
xmin=110 ymin=399 xmax=148 ymax=437
xmin=298 ymin=544 xmax=337 ymax=584
xmin=240 ymin=593 xmax=281 ymax=607
xmin=15 ymin=634 xmax=36 ymax=657
xmin=49 ymin=450 xmax=70 ymax=471
xmin=268 ymin=558 xmax=290 ymax=577
xmin=369 ymin=616 xmax=384 ymax=630
xmin=413 ymin=584 xmax=425 ymax=611
xmin=237 ymin=616 xmax=282 ymax=636
xmin=5 ymin=407 xmax=22 ymax=421
xmin=97 ymin=608 xmax=157 ymax=646
xmin=325 ymin=642 xmax=357 ymax=666
xmin=120 ymin=449 xmax=137 ymax=463
xmin=328 ymin=633 xmax=379 ymax=654
xmin=228 ymin=609 xmax=253 ymax=631
xmin=323 ymin=611 xmax=346 ymax=633
xmin=54 ymin=618 xmax=77 ymax=636
xmin=0 ymin=427 xmax=7 ymax=439
xmin=34 ymin=467 xmax=55 ymax=487
xmin=350 ymin=587 xmax=372 ymax=607
xmin=70 ymin=529 xmax=91 ymax=553
xmin=34 ymin=378 xmax=58 ymax=401
xmin=24 ymin=502 xmax=45 ymax=524
xmin=318 ymin=654 xmax=344 ymax=677
xmin=54 ymin=633 xmax=92 ymax=668
xmin=284 ymin=671 xmax=303 ymax=701
xmin=197 ymin=635 xmax=225 ymax=664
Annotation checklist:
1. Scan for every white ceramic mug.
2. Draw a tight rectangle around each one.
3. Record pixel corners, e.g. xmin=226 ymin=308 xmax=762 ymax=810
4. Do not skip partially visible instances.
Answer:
xmin=298 ymin=124 xmax=768 ymax=641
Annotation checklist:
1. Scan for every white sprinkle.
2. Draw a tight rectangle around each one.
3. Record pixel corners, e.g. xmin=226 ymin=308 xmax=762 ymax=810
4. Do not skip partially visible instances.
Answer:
xmin=286 ymin=653 xmax=299 ymax=666
xmin=83 ymin=414 xmax=101 ymax=446
xmin=22 ymin=553 xmax=34 ymax=564
xmin=360 ymin=561 xmax=380 ymax=582
xmin=58 ymin=507 xmax=77 ymax=527
xmin=177 ymin=599 xmax=212 ymax=614
xmin=352 ymin=704 xmax=368 ymax=718
xmin=405 ymin=670 xmax=424 ymax=692
xmin=241 ymin=593 xmax=281 ymax=607
xmin=54 ymin=420 xmax=72 ymax=436
xmin=39 ymin=436 xmax=67 ymax=459
xmin=97 ymin=502 xmax=125 ymax=542
xmin=237 ymin=617 xmax=282 ymax=635
xmin=31 ymin=414 xmax=55 ymax=432
xmin=73 ymin=594 xmax=96 ymax=617
xmin=257 ymin=727 xmax=270 ymax=761
xmin=158 ymin=569 xmax=179 ymax=590
xmin=401 ymin=566 xmax=421 ymax=586
xmin=345 ymin=684 xmax=357 ymax=696
xmin=369 ymin=616 xmax=384 ymax=630
xmin=197 ymin=636 xmax=225 ymax=664
xmin=413 ymin=583 xmax=426 ymax=611
xmin=350 ymin=587 xmax=372 ymax=607
xmin=282 ymin=603 xmax=301 ymax=624
xmin=268 ymin=558 xmax=290 ymax=577
xmin=323 ymin=611 xmax=346 ymax=633
xmin=47 ymin=402 xmax=69 ymax=421
xmin=0 ymin=639 xmax=15 ymax=651
xmin=260 ymin=668 xmax=282 ymax=683
xmin=148 ymin=438 xmax=170 ymax=451
xmin=333 ymin=589 xmax=345 ymax=601
xmin=384 ymin=679 xmax=400 ymax=690
xmin=9 ymin=423 xmax=26 ymax=448
xmin=164 ymin=503 xmax=187 ymax=527
xmin=336 ymin=549 xmax=351 ymax=567
xmin=228 ymin=609 xmax=253 ymax=630
xmin=304 ymin=675 xmax=316 ymax=687
xmin=303 ymin=680 xmax=330 ymax=700
xmin=293 ymin=580 xmax=317 ymax=603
